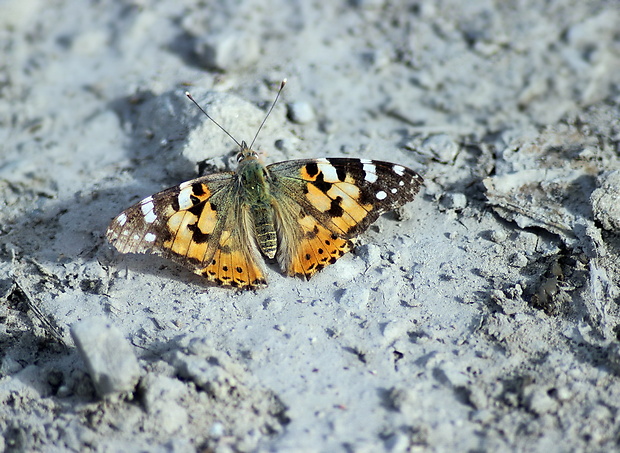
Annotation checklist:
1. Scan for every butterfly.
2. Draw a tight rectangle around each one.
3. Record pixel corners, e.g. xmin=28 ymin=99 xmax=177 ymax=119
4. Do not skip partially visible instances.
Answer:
xmin=106 ymin=84 xmax=424 ymax=289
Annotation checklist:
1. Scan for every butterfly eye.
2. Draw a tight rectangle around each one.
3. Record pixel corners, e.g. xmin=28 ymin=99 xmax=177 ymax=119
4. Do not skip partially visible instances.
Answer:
xmin=236 ymin=152 xmax=244 ymax=162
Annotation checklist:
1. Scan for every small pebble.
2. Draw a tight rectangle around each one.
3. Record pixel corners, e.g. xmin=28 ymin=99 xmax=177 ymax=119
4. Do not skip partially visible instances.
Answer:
xmin=209 ymin=422 xmax=225 ymax=439
xmin=287 ymin=101 xmax=316 ymax=124
xmin=555 ymin=386 xmax=572 ymax=402
xmin=384 ymin=432 xmax=409 ymax=452
xmin=1 ymin=355 xmax=24 ymax=375
xmin=319 ymin=118 xmax=338 ymax=134
xmin=356 ymin=243 xmax=382 ymax=267
xmin=273 ymin=136 xmax=301 ymax=153
xmin=509 ymin=252 xmax=528 ymax=268
xmin=441 ymin=192 xmax=467 ymax=210
xmin=194 ymin=33 xmax=260 ymax=71
xmin=382 ymin=320 xmax=407 ymax=342
xmin=490 ymin=229 xmax=508 ymax=243
xmin=420 ymin=134 xmax=459 ymax=163
xmin=591 ymin=170 xmax=620 ymax=233
xmin=523 ymin=386 xmax=558 ymax=414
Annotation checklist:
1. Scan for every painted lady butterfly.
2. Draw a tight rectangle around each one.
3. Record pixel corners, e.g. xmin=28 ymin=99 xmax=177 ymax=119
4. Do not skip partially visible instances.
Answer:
xmin=106 ymin=83 xmax=424 ymax=289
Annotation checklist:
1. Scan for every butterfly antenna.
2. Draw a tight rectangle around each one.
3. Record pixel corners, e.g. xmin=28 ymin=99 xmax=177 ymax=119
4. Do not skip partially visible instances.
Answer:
xmin=185 ymin=91 xmax=242 ymax=148
xmin=249 ymin=78 xmax=287 ymax=150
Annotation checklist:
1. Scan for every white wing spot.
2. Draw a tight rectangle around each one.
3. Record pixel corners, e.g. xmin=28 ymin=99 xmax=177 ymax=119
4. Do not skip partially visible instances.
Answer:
xmin=391 ymin=188 xmax=397 ymax=194
xmin=178 ymin=187 xmax=194 ymax=210
xmin=360 ymin=159 xmax=373 ymax=164
xmin=399 ymin=181 xmax=405 ymax=186
xmin=141 ymin=200 xmax=157 ymax=224
xmin=133 ymin=234 xmax=140 ymax=240
xmin=144 ymin=233 xmax=156 ymax=242
xmin=318 ymin=162 xmax=339 ymax=182
xmin=393 ymin=165 xmax=405 ymax=176
xmin=122 ymin=231 xmax=129 ymax=236
xmin=376 ymin=190 xmax=387 ymax=200
xmin=363 ymin=163 xmax=377 ymax=183
xmin=145 ymin=211 xmax=157 ymax=224
xmin=116 ymin=213 xmax=127 ymax=226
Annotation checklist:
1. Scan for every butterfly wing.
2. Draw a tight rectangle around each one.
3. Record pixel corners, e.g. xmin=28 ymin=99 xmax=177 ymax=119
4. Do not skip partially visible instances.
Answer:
xmin=106 ymin=173 xmax=267 ymax=288
xmin=267 ymin=158 xmax=424 ymax=279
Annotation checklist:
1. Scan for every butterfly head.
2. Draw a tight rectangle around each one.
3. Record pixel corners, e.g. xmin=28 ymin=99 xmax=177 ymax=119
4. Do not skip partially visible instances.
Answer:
xmin=236 ymin=141 xmax=259 ymax=163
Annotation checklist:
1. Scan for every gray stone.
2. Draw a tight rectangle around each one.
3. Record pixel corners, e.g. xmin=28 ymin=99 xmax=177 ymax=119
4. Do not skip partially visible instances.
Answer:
xmin=523 ymin=386 xmax=558 ymax=415
xmin=382 ymin=320 xmax=407 ymax=342
xmin=194 ymin=33 xmax=260 ymax=71
xmin=356 ymin=243 xmax=382 ymax=267
xmin=489 ymin=229 xmax=508 ymax=243
xmin=1 ymin=355 xmax=24 ymax=375
xmin=441 ymin=192 xmax=467 ymax=210
xmin=591 ymin=170 xmax=620 ymax=233
xmin=287 ymin=101 xmax=316 ymax=124
xmin=419 ymin=134 xmax=460 ymax=163
xmin=71 ymin=317 xmax=140 ymax=398
xmin=509 ymin=252 xmax=528 ymax=268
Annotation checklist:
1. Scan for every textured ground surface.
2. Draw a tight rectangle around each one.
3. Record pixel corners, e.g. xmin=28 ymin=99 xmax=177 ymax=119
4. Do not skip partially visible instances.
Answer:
xmin=1 ymin=0 xmax=620 ymax=451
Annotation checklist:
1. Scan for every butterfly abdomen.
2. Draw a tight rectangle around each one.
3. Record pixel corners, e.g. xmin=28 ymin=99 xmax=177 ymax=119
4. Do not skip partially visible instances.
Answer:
xmin=251 ymin=205 xmax=278 ymax=259
xmin=237 ymin=157 xmax=279 ymax=259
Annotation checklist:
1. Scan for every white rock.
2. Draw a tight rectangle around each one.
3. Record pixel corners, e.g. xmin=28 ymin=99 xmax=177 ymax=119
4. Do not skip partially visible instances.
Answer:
xmin=382 ymin=320 xmax=407 ymax=342
xmin=420 ymin=134 xmax=459 ymax=163
xmin=509 ymin=252 xmax=528 ymax=268
xmin=194 ymin=33 xmax=260 ymax=71
xmin=591 ymin=170 xmax=620 ymax=233
xmin=523 ymin=386 xmax=558 ymax=415
xmin=287 ymin=101 xmax=316 ymax=124
xmin=71 ymin=317 xmax=140 ymax=398
xmin=441 ymin=192 xmax=467 ymax=210
xmin=489 ymin=229 xmax=508 ymax=243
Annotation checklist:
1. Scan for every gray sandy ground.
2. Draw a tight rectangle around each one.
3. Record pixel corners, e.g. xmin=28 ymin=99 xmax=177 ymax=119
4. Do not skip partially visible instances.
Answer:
xmin=1 ymin=0 xmax=620 ymax=451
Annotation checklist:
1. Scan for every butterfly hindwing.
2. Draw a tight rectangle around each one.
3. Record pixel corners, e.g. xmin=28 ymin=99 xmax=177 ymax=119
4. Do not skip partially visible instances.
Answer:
xmin=267 ymin=158 xmax=424 ymax=278
xmin=106 ymin=173 xmax=267 ymax=288
xmin=269 ymin=188 xmax=354 ymax=279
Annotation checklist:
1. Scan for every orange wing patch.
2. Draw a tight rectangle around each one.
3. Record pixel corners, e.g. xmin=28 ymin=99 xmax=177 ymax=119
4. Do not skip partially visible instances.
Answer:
xmin=165 ymin=210 xmax=197 ymax=257
xmin=298 ymin=160 xmax=373 ymax=235
xmin=165 ymin=206 xmax=216 ymax=262
xmin=314 ymin=181 xmax=372 ymax=234
xmin=287 ymin=215 xmax=352 ymax=278
xmin=199 ymin=229 xmax=267 ymax=288
xmin=163 ymin=183 xmax=216 ymax=258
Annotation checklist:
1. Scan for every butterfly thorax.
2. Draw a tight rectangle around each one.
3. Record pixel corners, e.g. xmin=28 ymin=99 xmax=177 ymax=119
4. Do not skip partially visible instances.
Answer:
xmin=236 ymin=149 xmax=278 ymax=259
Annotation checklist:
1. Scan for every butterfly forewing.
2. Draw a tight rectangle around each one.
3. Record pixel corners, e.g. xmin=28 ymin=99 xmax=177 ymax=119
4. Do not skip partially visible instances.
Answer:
xmin=267 ymin=158 xmax=423 ymax=279
xmin=106 ymin=172 xmax=267 ymax=288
